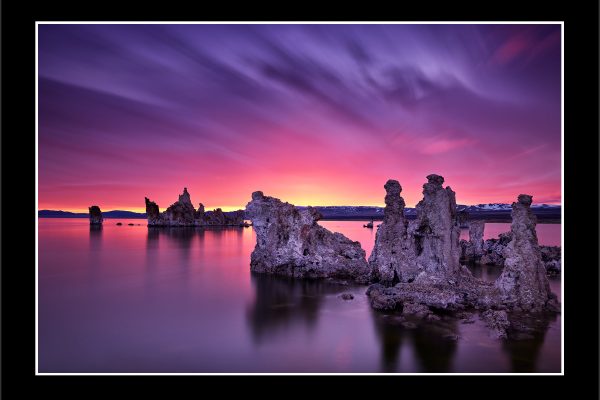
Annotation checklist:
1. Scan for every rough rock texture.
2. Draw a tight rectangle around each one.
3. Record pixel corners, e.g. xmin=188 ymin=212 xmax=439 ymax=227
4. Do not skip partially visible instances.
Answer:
xmin=145 ymin=188 xmax=245 ymax=227
xmin=88 ymin=205 xmax=103 ymax=225
xmin=494 ymin=195 xmax=558 ymax=312
xmin=481 ymin=310 xmax=510 ymax=339
xmin=460 ymin=221 xmax=485 ymax=261
xmin=541 ymin=246 xmax=561 ymax=275
xmin=479 ymin=233 xmax=511 ymax=266
xmin=246 ymin=191 xmax=371 ymax=283
xmin=410 ymin=174 xmax=464 ymax=284
xmin=469 ymin=221 xmax=485 ymax=256
xmin=478 ymin=233 xmax=561 ymax=276
xmin=402 ymin=302 xmax=433 ymax=319
xmin=368 ymin=180 xmax=417 ymax=285
xmin=366 ymin=181 xmax=559 ymax=320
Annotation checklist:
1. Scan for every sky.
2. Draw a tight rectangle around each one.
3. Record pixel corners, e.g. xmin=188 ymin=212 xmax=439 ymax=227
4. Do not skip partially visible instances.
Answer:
xmin=38 ymin=24 xmax=562 ymax=212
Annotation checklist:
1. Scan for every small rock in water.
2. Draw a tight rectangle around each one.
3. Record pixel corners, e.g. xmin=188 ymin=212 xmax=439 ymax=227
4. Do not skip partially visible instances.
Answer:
xmin=116 ymin=222 xmax=122 ymax=226
xmin=128 ymin=223 xmax=134 ymax=226
xmin=481 ymin=310 xmax=510 ymax=339
xmin=401 ymin=321 xmax=417 ymax=329
xmin=340 ymin=293 xmax=354 ymax=301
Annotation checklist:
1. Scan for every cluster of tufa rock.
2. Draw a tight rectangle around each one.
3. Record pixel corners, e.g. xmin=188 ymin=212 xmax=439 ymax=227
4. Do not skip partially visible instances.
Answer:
xmin=89 ymin=205 xmax=103 ymax=225
xmin=246 ymin=174 xmax=560 ymax=338
xmin=145 ymin=188 xmax=246 ymax=227
xmin=245 ymin=191 xmax=371 ymax=283
xmin=460 ymin=221 xmax=561 ymax=275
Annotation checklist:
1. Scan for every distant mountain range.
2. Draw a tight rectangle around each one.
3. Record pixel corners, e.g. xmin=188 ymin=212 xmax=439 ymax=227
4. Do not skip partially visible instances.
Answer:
xmin=39 ymin=210 xmax=148 ymax=219
xmin=296 ymin=204 xmax=560 ymax=220
xmin=40 ymin=203 xmax=561 ymax=222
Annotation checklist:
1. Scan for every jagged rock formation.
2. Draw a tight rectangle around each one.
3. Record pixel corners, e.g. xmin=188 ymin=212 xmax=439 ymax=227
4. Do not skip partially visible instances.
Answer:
xmin=469 ymin=221 xmax=485 ymax=256
xmin=462 ymin=225 xmax=560 ymax=276
xmin=460 ymin=220 xmax=485 ymax=261
xmin=145 ymin=188 xmax=245 ymax=227
xmin=479 ymin=232 xmax=513 ymax=266
xmin=410 ymin=174 xmax=465 ymax=284
xmin=368 ymin=180 xmax=417 ymax=285
xmin=246 ymin=191 xmax=371 ymax=283
xmin=88 ymin=205 xmax=103 ymax=225
xmin=366 ymin=180 xmax=559 ymax=327
xmin=541 ymin=246 xmax=561 ymax=275
xmin=494 ymin=195 xmax=559 ymax=312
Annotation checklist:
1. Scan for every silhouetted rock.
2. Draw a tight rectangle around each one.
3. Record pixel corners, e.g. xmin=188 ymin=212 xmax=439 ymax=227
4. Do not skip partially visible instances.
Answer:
xmin=145 ymin=188 xmax=245 ymax=227
xmin=246 ymin=191 xmax=371 ymax=283
xmin=364 ymin=220 xmax=374 ymax=228
xmin=145 ymin=197 xmax=162 ymax=225
xmin=88 ymin=205 xmax=103 ymax=225
xmin=495 ymin=195 xmax=558 ymax=312
xmin=116 ymin=222 xmax=122 ymax=226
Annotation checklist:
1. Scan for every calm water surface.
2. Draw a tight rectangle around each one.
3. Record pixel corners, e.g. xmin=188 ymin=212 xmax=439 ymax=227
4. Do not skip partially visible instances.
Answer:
xmin=39 ymin=219 xmax=561 ymax=373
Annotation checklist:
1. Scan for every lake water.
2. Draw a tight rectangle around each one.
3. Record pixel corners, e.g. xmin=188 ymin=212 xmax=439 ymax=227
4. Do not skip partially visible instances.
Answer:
xmin=38 ymin=218 xmax=561 ymax=373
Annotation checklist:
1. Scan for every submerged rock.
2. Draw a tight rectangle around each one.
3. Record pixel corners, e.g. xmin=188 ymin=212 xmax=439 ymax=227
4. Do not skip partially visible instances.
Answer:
xmin=481 ymin=310 xmax=510 ymax=339
xmin=145 ymin=188 xmax=245 ymax=227
xmin=364 ymin=220 xmax=374 ymax=228
xmin=494 ymin=195 xmax=558 ymax=312
xmin=246 ymin=191 xmax=371 ymax=283
xmin=340 ymin=293 xmax=354 ymax=300
xmin=88 ymin=205 xmax=103 ymax=225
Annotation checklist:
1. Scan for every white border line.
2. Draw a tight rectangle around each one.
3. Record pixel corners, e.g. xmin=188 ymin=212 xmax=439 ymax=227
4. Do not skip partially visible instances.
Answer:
xmin=560 ymin=21 xmax=564 ymax=375
xmin=35 ymin=21 xmax=564 ymax=376
xmin=35 ymin=21 xmax=40 ymax=375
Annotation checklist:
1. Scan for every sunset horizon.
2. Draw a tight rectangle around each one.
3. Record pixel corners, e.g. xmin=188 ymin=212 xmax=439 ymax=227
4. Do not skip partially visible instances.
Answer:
xmin=39 ymin=24 xmax=561 ymax=214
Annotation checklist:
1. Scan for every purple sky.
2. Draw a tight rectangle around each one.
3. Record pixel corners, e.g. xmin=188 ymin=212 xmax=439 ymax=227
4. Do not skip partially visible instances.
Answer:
xmin=38 ymin=24 xmax=561 ymax=211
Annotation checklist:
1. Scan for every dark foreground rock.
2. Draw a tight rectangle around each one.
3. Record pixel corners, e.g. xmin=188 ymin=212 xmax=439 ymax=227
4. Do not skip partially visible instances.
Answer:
xmin=145 ymin=188 xmax=245 ymax=227
xmin=89 ymin=205 xmax=103 ymax=225
xmin=246 ymin=191 xmax=371 ymax=283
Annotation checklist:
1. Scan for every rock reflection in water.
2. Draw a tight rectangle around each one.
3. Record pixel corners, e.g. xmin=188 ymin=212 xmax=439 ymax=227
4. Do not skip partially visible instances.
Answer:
xmin=247 ymin=274 xmax=349 ymax=344
xmin=371 ymin=311 xmax=458 ymax=372
xmin=503 ymin=312 xmax=558 ymax=372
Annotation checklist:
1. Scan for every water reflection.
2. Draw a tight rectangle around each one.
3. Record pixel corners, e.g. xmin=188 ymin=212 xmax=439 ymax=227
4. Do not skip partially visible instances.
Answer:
xmin=371 ymin=311 xmax=458 ymax=372
xmin=503 ymin=312 xmax=558 ymax=372
xmin=40 ymin=219 xmax=561 ymax=373
xmin=89 ymin=224 xmax=103 ymax=248
xmin=246 ymin=274 xmax=348 ymax=344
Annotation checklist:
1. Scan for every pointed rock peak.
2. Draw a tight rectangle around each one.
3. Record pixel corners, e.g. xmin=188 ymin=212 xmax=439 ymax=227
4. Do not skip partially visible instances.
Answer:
xmin=384 ymin=179 xmax=402 ymax=195
xmin=517 ymin=194 xmax=533 ymax=206
xmin=252 ymin=191 xmax=264 ymax=200
xmin=426 ymin=174 xmax=445 ymax=186
xmin=178 ymin=187 xmax=192 ymax=204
